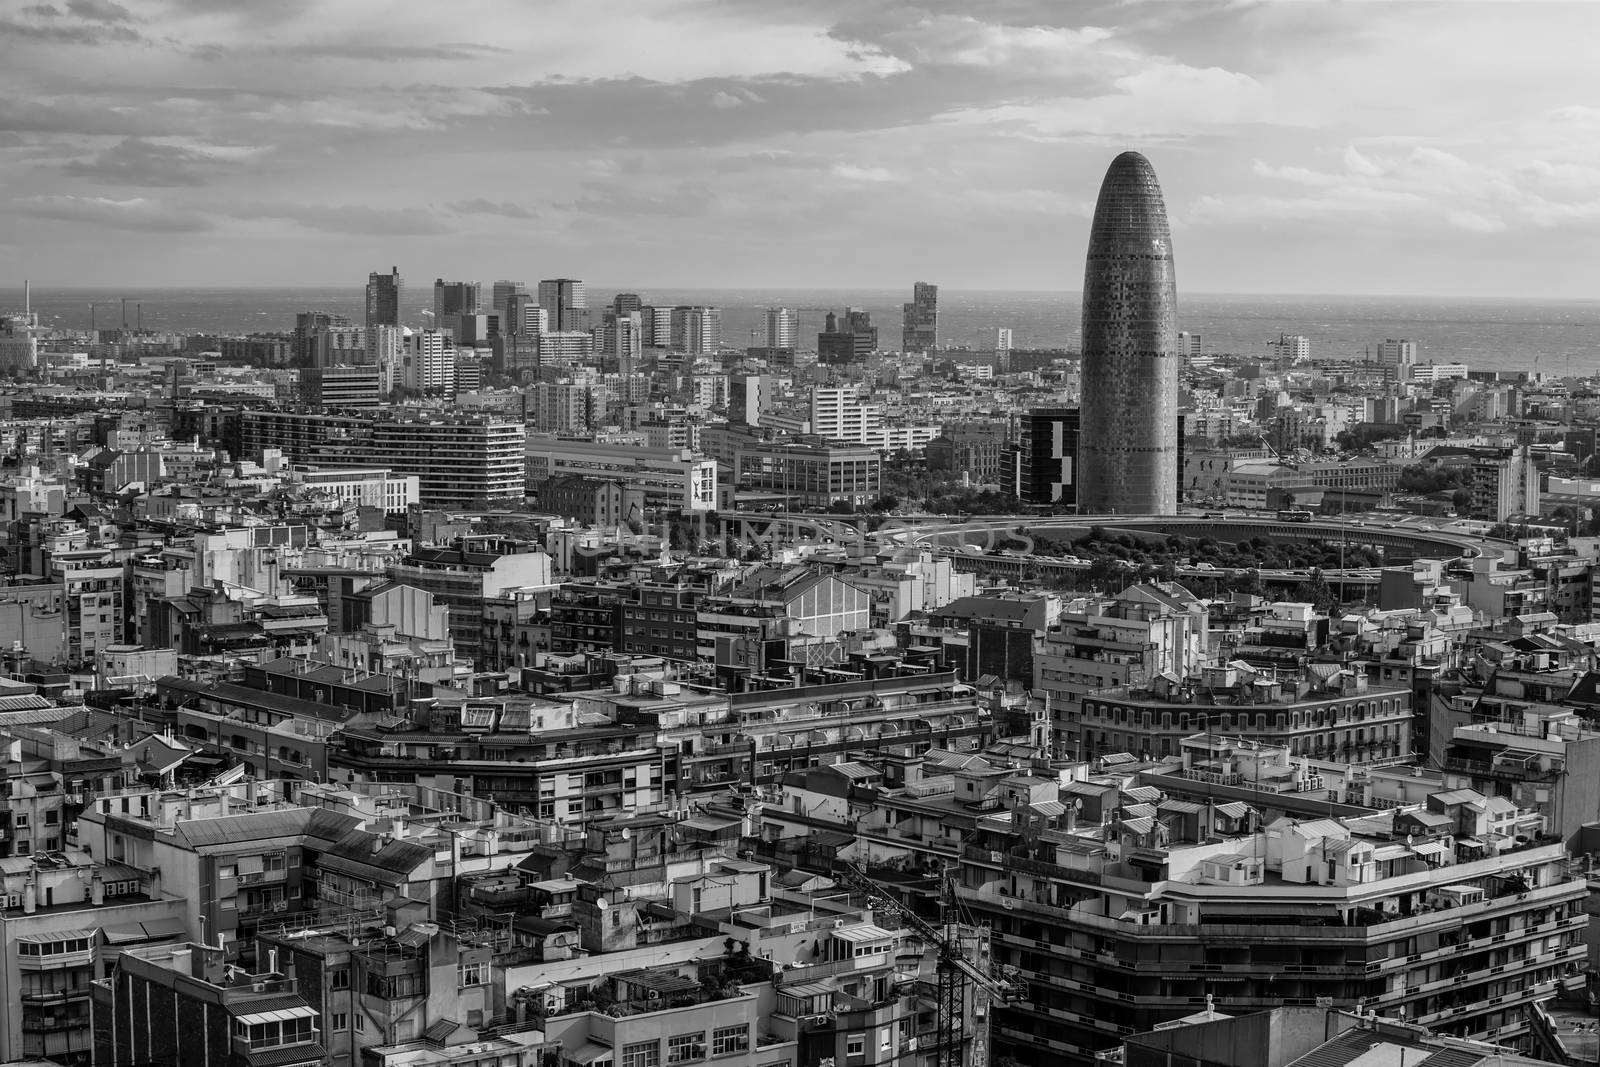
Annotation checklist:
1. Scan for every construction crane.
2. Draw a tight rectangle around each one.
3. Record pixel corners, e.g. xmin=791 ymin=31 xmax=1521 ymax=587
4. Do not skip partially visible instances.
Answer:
xmin=839 ymin=862 xmax=1017 ymax=1067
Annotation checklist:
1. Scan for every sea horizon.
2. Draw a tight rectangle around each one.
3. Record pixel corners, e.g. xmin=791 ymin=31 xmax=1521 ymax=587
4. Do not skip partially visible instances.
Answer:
xmin=3 ymin=286 xmax=1598 ymax=375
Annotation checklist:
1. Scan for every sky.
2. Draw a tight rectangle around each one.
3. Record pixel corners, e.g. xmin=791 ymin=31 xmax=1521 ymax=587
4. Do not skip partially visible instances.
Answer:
xmin=2 ymin=0 xmax=1599 ymax=297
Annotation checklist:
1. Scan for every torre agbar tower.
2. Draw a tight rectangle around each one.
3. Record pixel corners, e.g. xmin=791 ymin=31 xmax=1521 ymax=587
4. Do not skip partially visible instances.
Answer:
xmin=1077 ymin=151 xmax=1179 ymax=514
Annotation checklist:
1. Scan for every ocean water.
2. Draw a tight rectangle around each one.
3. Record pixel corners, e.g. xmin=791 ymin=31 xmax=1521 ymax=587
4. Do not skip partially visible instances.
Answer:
xmin=4 ymin=287 xmax=1599 ymax=377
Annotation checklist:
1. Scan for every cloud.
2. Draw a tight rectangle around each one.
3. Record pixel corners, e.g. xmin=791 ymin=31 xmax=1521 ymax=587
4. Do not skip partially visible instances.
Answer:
xmin=197 ymin=41 xmax=510 ymax=62
xmin=710 ymin=91 xmax=744 ymax=110
xmin=830 ymin=163 xmax=896 ymax=183
xmin=67 ymin=0 xmax=131 ymax=21
xmin=61 ymin=137 xmax=239 ymax=187
xmin=1198 ymin=140 xmax=1600 ymax=236
xmin=226 ymin=203 xmax=454 ymax=236
xmin=0 ymin=14 xmax=139 ymax=42
xmin=450 ymin=198 xmax=536 ymax=219
xmin=16 ymin=195 xmax=212 ymax=232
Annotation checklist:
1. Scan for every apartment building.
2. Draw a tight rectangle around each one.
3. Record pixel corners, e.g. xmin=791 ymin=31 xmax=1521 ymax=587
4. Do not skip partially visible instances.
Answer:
xmin=956 ymin=775 xmax=1586 ymax=1061
xmin=367 ymin=415 xmax=527 ymax=508
xmin=1035 ymin=584 xmax=1211 ymax=757
xmin=92 ymin=942 xmax=327 ymax=1067
xmin=811 ymin=387 xmax=882 ymax=445
xmin=285 ymin=465 xmax=419 ymax=513
xmin=1079 ymin=663 xmax=1413 ymax=764
xmin=525 ymin=436 xmax=717 ymax=513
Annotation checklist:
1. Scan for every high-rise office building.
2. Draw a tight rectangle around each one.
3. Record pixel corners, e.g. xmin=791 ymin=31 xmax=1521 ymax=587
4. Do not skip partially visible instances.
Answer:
xmin=670 ymin=306 xmax=721 ymax=355
xmin=504 ymin=292 xmax=546 ymax=338
xmin=293 ymin=311 xmax=351 ymax=366
xmin=818 ymin=308 xmax=877 ymax=364
xmin=1377 ymin=337 xmax=1417 ymax=377
xmin=612 ymin=292 xmax=643 ymax=316
xmin=1019 ymin=407 xmax=1080 ymax=508
xmin=901 ymin=281 xmax=937 ymax=351
xmin=365 ymin=266 xmax=402 ymax=328
xmin=1078 ymin=151 xmax=1179 ymax=515
xmin=433 ymin=279 xmax=481 ymax=323
xmin=764 ymin=307 xmax=798 ymax=350
xmin=313 ymin=325 xmax=368 ymax=368
xmin=995 ymin=328 xmax=1013 ymax=357
xmin=603 ymin=311 xmax=643 ymax=376
xmin=491 ymin=279 xmax=526 ymax=315
xmin=538 ymin=278 xmax=587 ymax=332
xmin=1176 ymin=331 xmax=1202 ymax=356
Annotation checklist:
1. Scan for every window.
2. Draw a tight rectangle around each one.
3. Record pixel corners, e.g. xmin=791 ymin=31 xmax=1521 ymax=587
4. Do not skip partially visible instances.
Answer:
xmin=459 ymin=962 xmax=486 ymax=987
xmin=331 ymin=1013 xmax=348 ymax=1033
xmin=846 ymin=1036 xmax=865 ymax=1057
xmin=13 ymin=814 xmax=26 ymax=829
xmin=44 ymin=811 xmax=58 ymax=826
xmin=218 ymin=865 xmax=236 ymax=880
xmin=667 ymin=1034 xmax=706 ymax=1063
xmin=329 ymin=968 xmax=350 ymax=991
xmin=623 ymin=1042 xmax=660 ymax=1067
xmin=355 ymin=1016 xmax=365 ymax=1033
xmin=712 ymin=1026 xmax=749 ymax=1056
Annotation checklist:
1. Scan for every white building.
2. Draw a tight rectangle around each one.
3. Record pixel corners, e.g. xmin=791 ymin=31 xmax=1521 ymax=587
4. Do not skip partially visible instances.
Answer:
xmin=670 ymin=306 xmax=722 ymax=355
xmin=1268 ymin=334 xmax=1309 ymax=364
xmin=287 ymin=465 xmax=419 ymax=512
xmin=402 ymin=327 xmax=454 ymax=395
xmin=525 ymin=436 xmax=717 ymax=512
xmin=810 ymin=387 xmax=882 ymax=444
xmin=764 ymin=307 xmax=798 ymax=349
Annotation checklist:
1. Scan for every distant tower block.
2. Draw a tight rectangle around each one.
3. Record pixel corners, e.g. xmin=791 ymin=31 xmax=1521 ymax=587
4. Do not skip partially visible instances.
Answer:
xmin=1078 ymin=151 xmax=1179 ymax=515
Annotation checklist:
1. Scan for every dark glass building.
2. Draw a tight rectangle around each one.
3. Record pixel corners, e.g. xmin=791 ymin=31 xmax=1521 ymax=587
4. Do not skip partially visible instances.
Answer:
xmin=1019 ymin=407 xmax=1080 ymax=508
xmin=365 ymin=265 xmax=402 ymax=328
xmin=1078 ymin=152 xmax=1179 ymax=514
xmin=818 ymin=308 xmax=877 ymax=364
xmin=901 ymin=281 xmax=937 ymax=351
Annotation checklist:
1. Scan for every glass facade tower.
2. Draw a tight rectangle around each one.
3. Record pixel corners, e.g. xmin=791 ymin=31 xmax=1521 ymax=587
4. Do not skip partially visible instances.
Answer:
xmin=1077 ymin=152 xmax=1179 ymax=515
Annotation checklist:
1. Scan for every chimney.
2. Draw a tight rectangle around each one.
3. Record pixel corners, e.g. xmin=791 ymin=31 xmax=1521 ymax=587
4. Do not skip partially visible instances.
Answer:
xmin=268 ymin=947 xmax=278 ymax=975
xmin=91 ymin=871 xmax=104 ymax=906
xmin=22 ymin=875 xmax=36 ymax=914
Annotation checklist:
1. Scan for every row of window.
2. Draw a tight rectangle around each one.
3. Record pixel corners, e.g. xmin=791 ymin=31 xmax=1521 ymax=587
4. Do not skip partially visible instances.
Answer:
xmin=619 ymin=1025 xmax=750 ymax=1067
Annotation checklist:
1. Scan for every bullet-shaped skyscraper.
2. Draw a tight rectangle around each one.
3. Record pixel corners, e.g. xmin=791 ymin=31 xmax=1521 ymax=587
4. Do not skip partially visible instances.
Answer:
xmin=1077 ymin=151 xmax=1179 ymax=515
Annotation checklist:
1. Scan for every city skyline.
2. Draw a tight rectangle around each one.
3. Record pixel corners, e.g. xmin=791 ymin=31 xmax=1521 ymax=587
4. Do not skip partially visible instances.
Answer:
xmin=2 ymin=2 xmax=1598 ymax=298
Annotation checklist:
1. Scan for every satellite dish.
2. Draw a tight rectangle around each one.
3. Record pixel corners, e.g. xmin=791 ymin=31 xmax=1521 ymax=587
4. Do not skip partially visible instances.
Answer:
xmin=1001 ymin=898 xmax=1014 ymax=910
xmin=620 ymin=827 xmax=632 ymax=841
xmin=596 ymin=898 xmax=609 ymax=910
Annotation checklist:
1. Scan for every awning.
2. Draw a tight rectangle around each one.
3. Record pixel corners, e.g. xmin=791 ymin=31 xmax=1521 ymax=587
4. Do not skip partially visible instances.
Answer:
xmin=424 ymin=1018 xmax=459 ymax=1044
xmin=565 ymin=1043 xmax=616 ymax=1065
xmin=1411 ymin=841 xmax=1450 ymax=858
xmin=102 ymin=924 xmax=148 ymax=945
xmin=780 ymin=981 xmax=836 ymax=999
xmin=18 ymin=927 xmax=97 ymax=943
xmin=833 ymin=923 xmax=897 ymax=944
xmin=235 ymin=1006 xmax=320 ymax=1026
xmin=1214 ymin=802 xmax=1252 ymax=820
xmin=142 ymin=917 xmax=188 ymax=940
xmin=806 ymin=830 xmax=854 ymax=850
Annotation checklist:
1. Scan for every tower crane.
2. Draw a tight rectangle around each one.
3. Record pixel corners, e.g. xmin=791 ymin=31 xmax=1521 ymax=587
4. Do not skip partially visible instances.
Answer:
xmin=838 ymin=862 xmax=1018 ymax=1067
